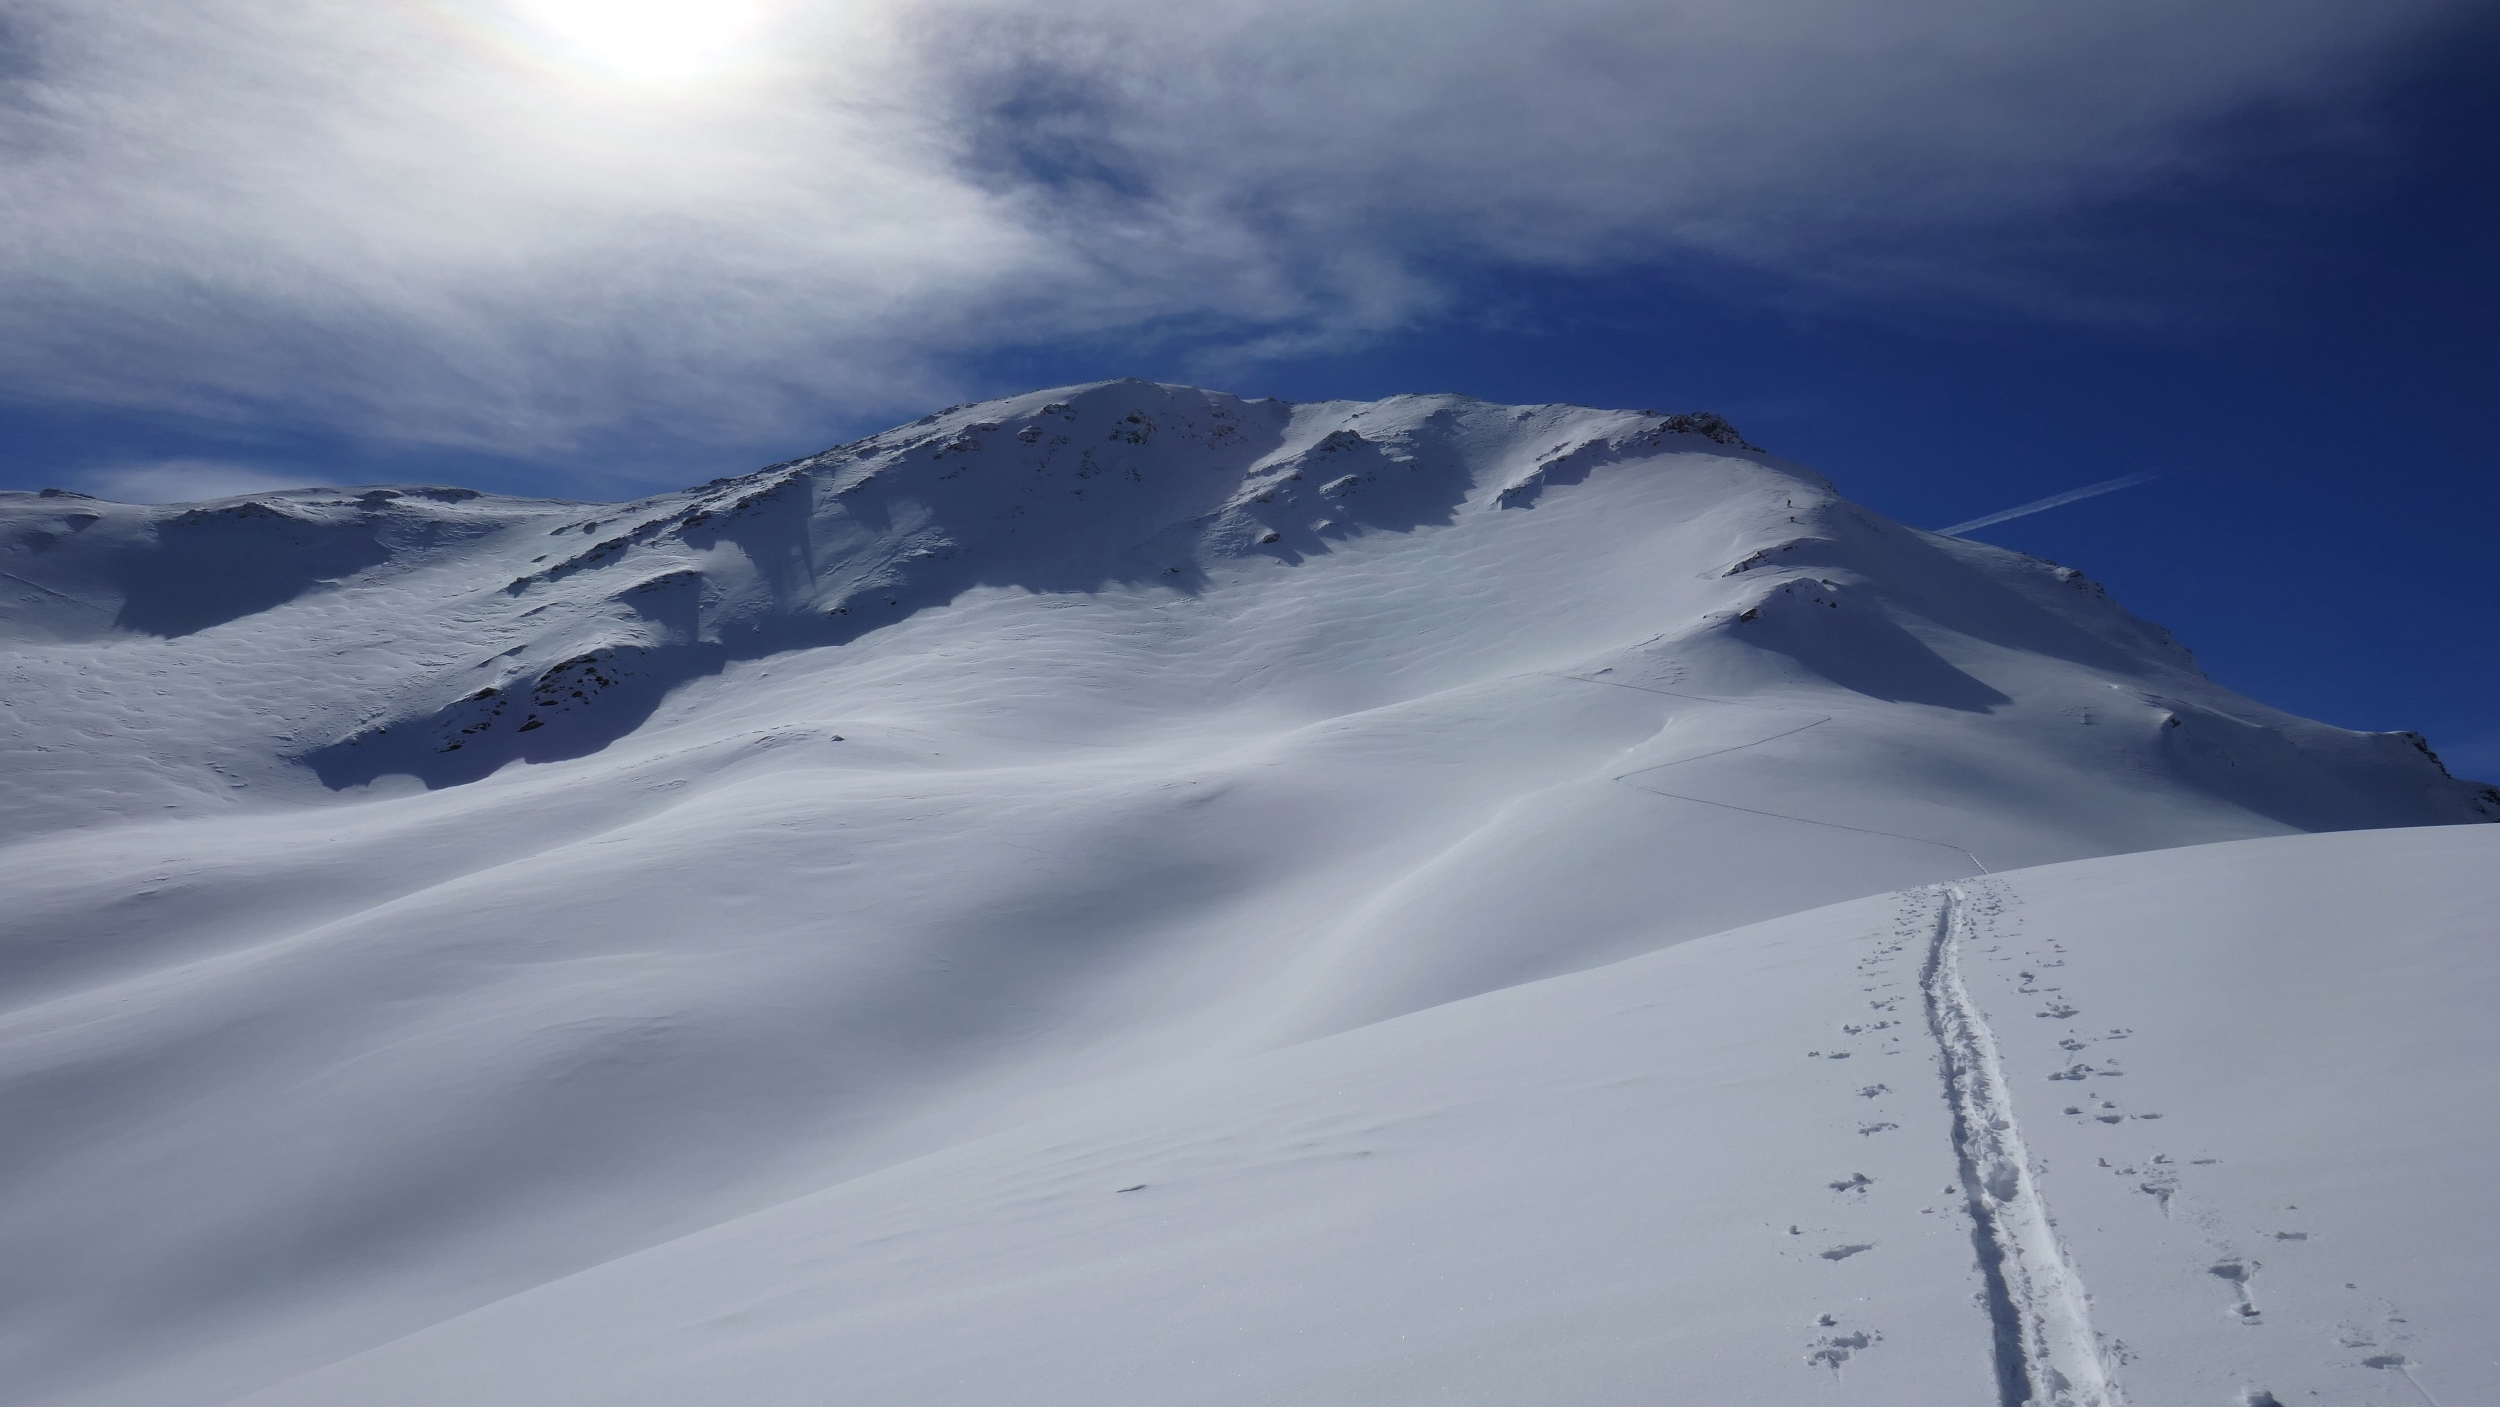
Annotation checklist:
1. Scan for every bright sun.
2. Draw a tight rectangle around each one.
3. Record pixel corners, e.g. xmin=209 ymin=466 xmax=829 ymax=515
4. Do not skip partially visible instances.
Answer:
xmin=509 ymin=0 xmax=771 ymax=81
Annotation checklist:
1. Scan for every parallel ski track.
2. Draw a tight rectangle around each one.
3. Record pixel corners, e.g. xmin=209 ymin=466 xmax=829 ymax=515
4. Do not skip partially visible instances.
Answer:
xmin=1556 ymin=671 xmax=1990 ymax=872
xmin=1923 ymin=884 xmax=2121 ymax=1407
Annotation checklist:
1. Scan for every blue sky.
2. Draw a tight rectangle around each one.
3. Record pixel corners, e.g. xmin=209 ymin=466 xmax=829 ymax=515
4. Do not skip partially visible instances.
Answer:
xmin=2 ymin=0 xmax=2493 ymax=774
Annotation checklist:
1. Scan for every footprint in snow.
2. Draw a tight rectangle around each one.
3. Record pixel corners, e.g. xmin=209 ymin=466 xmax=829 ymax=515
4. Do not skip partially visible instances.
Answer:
xmin=2209 ymin=1259 xmax=2262 ymax=1322
xmin=1805 ymin=1327 xmax=1880 ymax=1370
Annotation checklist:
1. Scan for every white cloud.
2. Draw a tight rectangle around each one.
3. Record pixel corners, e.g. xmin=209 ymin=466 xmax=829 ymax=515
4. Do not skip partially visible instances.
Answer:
xmin=0 ymin=0 xmax=2480 ymax=465
xmin=78 ymin=459 xmax=321 ymax=504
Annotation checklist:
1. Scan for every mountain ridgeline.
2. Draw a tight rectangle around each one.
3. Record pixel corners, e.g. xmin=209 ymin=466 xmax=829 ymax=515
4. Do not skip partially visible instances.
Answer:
xmin=2 ymin=380 xmax=2495 ymax=1407
xmin=3 ymin=380 xmax=2488 ymax=824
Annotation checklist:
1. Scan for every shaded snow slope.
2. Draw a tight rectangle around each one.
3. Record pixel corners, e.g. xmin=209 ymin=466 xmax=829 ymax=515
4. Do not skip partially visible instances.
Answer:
xmin=6 ymin=382 xmax=2486 ymax=836
xmin=0 ymin=381 xmax=2490 ymax=1404
xmin=229 ymin=825 xmax=2500 ymax=1407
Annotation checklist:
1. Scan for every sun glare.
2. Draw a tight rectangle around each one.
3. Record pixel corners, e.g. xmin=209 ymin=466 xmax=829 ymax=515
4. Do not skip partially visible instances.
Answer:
xmin=508 ymin=0 xmax=771 ymax=81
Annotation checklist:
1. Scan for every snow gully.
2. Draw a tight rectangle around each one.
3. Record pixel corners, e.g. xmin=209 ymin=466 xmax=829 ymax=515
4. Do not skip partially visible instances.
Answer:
xmin=1922 ymin=885 xmax=2122 ymax=1407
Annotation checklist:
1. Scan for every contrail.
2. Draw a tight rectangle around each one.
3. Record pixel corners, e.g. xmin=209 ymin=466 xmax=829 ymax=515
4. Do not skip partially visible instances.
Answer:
xmin=1936 ymin=471 xmax=2160 ymax=537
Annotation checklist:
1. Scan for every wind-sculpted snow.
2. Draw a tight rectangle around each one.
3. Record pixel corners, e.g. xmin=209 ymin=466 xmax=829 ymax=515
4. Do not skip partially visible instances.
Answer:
xmin=216 ymin=826 xmax=2500 ymax=1407
xmin=1 ymin=487 xmax=489 ymax=643
xmin=0 ymin=381 xmax=2492 ymax=1405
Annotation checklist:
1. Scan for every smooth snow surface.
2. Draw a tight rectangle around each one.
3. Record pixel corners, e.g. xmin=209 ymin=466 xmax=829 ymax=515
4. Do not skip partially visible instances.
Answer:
xmin=242 ymin=826 xmax=2500 ymax=1407
xmin=2 ymin=381 xmax=2491 ymax=1405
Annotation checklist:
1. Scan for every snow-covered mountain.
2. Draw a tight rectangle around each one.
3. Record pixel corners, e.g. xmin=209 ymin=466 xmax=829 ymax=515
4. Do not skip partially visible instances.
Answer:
xmin=1 ymin=380 xmax=2490 ymax=1406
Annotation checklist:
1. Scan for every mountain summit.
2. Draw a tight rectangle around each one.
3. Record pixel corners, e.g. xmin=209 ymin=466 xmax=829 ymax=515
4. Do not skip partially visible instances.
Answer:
xmin=1 ymin=381 xmax=2490 ymax=1406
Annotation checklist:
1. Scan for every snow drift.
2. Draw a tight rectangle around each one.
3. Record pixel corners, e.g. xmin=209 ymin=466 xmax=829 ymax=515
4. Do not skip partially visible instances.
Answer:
xmin=0 ymin=380 xmax=2489 ymax=1405
xmin=232 ymin=823 xmax=2500 ymax=1407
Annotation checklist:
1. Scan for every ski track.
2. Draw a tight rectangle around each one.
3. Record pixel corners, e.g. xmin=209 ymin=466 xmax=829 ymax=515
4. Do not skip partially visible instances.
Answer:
xmin=1626 ymin=783 xmax=1992 ymax=873
xmin=1553 ymin=670 xmax=1993 ymax=872
xmin=1924 ymin=883 xmax=2122 ymax=1407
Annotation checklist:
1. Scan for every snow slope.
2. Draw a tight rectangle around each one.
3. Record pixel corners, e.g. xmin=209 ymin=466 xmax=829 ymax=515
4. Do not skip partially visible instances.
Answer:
xmin=1 ymin=381 xmax=2490 ymax=1404
xmin=234 ymin=824 xmax=2500 ymax=1407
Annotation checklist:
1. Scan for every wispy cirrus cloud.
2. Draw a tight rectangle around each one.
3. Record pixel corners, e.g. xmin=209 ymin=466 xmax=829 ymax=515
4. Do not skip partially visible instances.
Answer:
xmin=0 ymin=0 xmax=2482 ymax=470
xmin=1938 ymin=473 xmax=2163 ymax=537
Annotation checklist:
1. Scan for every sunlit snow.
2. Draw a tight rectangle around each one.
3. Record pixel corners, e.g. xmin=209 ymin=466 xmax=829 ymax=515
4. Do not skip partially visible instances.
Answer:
xmin=2 ymin=381 xmax=2489 ymax=1405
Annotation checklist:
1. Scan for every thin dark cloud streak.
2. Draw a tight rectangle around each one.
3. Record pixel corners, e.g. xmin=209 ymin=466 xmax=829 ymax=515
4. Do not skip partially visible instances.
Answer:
xmin=0 ymin=0 xmax=2485 ymax=473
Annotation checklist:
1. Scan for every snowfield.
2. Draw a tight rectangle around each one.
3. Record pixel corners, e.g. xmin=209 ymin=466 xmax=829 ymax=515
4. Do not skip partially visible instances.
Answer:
xmin=236 ymin=825 xmax=2500 ymax=1407
xmin=1 ymin=381 xmax=2490 ymax=1405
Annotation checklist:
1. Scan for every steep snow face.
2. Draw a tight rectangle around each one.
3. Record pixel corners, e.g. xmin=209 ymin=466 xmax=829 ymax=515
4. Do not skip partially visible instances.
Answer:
xmin=0 ymin=380 xmax=2490 ymax=1406
xmin=219 ymin=825 xmax=2500 ymax=1407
